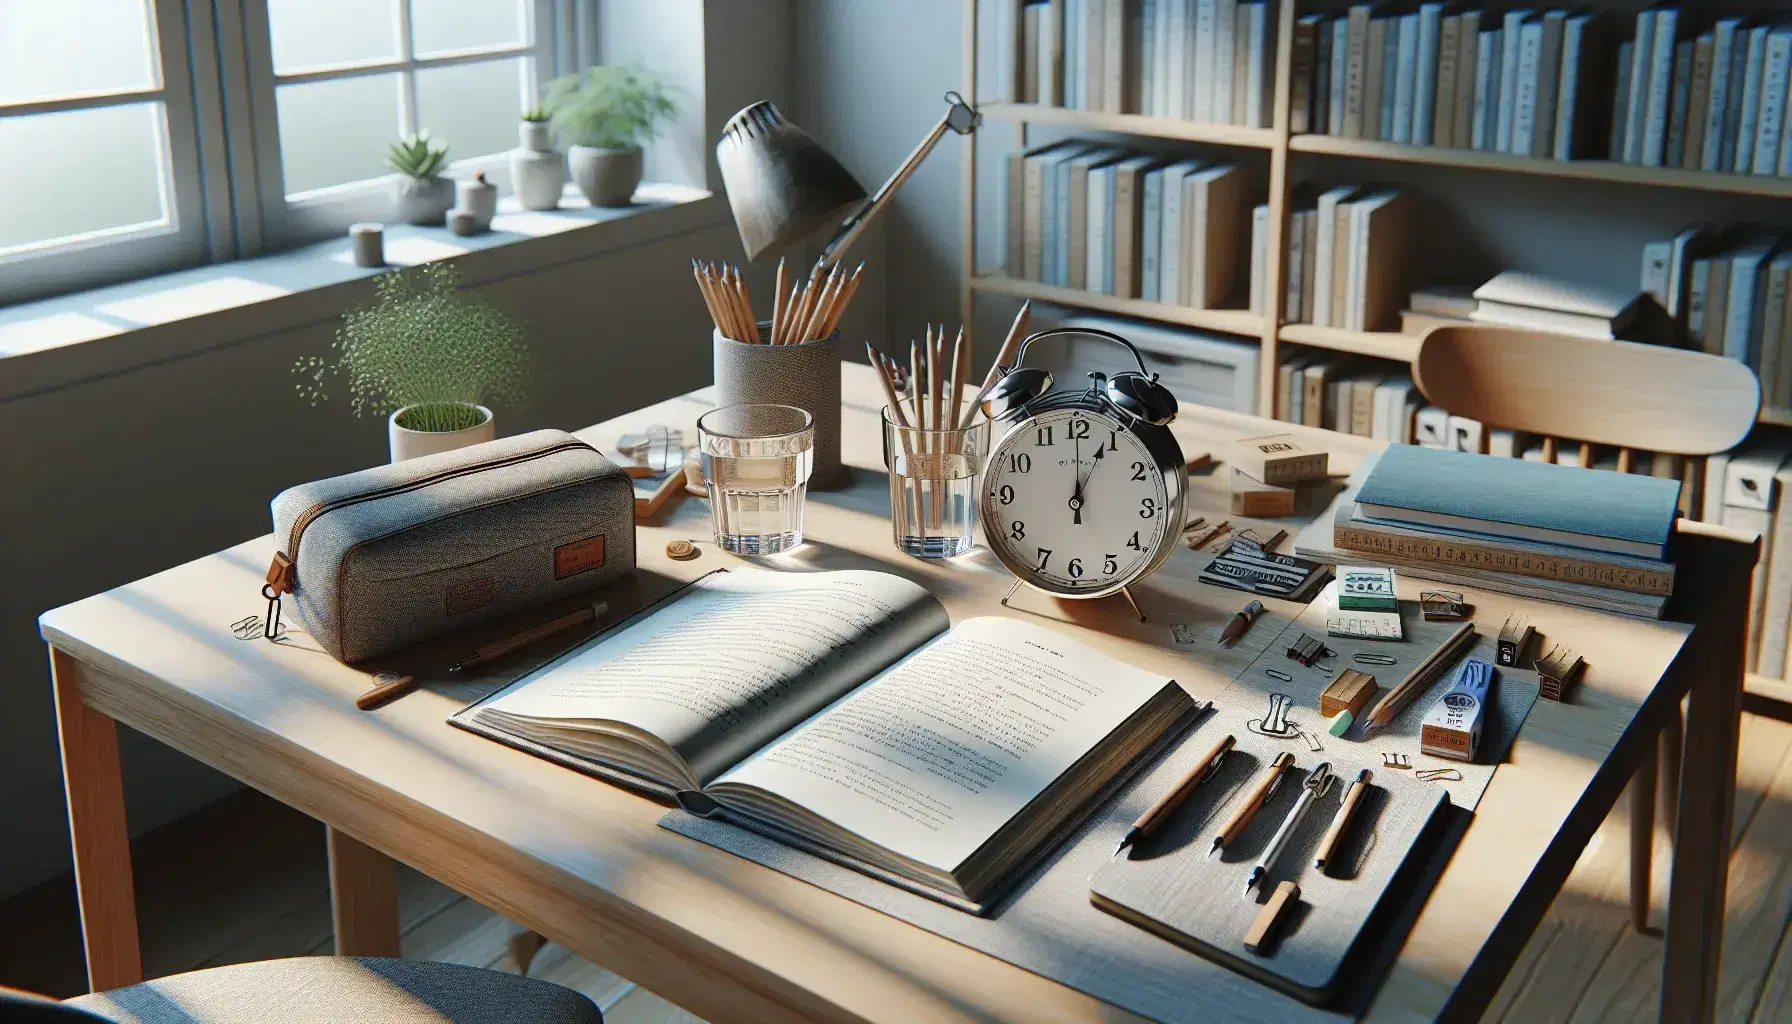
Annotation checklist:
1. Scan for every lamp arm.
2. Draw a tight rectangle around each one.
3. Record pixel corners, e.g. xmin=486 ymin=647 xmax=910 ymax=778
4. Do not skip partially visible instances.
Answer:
xmin=819 ymin=91 xmax=980 ymax=267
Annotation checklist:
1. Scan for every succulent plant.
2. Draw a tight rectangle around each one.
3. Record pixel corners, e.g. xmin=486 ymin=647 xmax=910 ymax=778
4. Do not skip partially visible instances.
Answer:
xmin=542 ymin=65 xmax=675 ymax=149
xmin=385 ymin=133 xmax=450 ymax=179
xmin=521 ymin=104 xmax=548 ymax=123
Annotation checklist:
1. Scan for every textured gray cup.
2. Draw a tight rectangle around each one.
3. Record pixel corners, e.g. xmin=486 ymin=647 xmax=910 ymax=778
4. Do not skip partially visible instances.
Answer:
xmin=712 ymin=324 xmax=845 ymax=489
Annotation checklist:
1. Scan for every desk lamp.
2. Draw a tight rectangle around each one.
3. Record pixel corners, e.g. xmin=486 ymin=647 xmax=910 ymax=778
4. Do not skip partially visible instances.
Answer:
xmin=716 ymin=92 xmax=981 ymax=265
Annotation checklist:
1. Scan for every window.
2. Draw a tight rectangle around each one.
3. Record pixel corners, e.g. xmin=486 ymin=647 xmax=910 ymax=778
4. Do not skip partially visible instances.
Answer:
xmin=0 ymin=0 xmax=209 ymax=301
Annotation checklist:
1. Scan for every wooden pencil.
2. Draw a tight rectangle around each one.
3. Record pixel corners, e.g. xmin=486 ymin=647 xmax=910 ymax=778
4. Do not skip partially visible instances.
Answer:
xmin=909 ymin=338 xmax=925 ymax=429
xmin=731 ymin=265 xmax=756 ymax=340
xmin=928 ymin=324 xmax=944 ymax=435
xmin=959 ymin=300 xmax=1032 ymax=429
xmin=868 ymin=343 xmax=911 ymax=428
xmin=947 ymin=325 xmax=968 ymax=417
xmin=769 ymin=258 xmax=788 ymax=344
xmin=820 ymin=262 xmax=866 ymax=337
xmin=1363 ymin=622 xmax=1478 ymax=733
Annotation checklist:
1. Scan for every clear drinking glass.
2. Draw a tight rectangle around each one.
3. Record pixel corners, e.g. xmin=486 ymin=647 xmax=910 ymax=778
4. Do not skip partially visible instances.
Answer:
xmin=698 ymin=404 xmax=814 ymax=554
xmin=882 ymin=405 xmax=990 ymax=558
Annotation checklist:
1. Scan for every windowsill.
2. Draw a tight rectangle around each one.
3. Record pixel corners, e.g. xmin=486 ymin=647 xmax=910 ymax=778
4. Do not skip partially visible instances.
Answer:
xmin=0 ymin=182 xmax=719 ymax=402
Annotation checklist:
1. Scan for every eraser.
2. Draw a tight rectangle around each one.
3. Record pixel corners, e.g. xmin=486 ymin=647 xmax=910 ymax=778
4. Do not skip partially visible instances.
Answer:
xmin=1326 ymin=709 xmax=1354 ymax=736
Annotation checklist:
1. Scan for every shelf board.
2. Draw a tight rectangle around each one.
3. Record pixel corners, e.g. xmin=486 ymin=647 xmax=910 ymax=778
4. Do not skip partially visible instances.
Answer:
xmin=980 ymin=102 xmax=1277 ymax=149
xmin=969 ymin=275 xmax=1266 ymax=337
xmin=1277 ymin=323 xmax=1419 ymax=362
xmin=1288 ymin=133 xmax=1792 ymax=199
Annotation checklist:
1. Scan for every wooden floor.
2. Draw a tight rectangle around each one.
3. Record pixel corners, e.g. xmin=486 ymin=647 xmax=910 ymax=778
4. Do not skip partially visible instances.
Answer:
xmin=9 ymin=713 xmax=1792 ymax=1021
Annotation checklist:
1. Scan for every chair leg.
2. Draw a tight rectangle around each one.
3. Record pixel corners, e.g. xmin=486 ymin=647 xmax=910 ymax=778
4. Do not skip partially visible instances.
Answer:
xmin=1630 ymin=741 xmax=1659 ymax=933
xmin=1660 ymin=707 xmax=1684 ymax=835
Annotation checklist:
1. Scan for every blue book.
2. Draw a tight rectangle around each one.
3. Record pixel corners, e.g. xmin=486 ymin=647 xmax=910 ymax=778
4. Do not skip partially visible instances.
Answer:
xmin=1354 ymin=445 xmax=1681 ymax=559
xmin=1141 ymin=166 xmax=1165 ymax=303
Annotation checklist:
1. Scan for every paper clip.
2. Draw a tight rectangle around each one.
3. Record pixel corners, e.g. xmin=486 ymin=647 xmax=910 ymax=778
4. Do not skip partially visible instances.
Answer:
xmin=1263 ymin=693 xmax=1295 ymax=736
xmin=1381 ymin=752 xmax=1411 ymax=769
xmin=1415 ymin=768 xmax=1464 ymax=783
xmin=1355 ymin=652 xmax=1398 ymax=666
xmin=1265 ymin=668 xmax=1294 ymax=683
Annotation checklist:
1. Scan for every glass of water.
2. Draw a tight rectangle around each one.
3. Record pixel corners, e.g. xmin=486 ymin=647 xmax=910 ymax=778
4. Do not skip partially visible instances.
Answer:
xmin=882 ymin=404 xmax=990 ymax=558
xmin=698 ymin=404 xmax=814 ymax=555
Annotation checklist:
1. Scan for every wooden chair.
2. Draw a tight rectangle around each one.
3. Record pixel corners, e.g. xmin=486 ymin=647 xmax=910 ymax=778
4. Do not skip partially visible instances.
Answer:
xmin=1413 ymin=324 xmax=1761 ymax=934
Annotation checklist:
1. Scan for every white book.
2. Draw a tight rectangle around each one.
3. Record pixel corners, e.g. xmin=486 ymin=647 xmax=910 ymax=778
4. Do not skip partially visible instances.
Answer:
xmin=1758 ymin=251 xmax=1792 ymax=410
xmin=1140 ymin=163 xmax=1168 ymax=302
xmin=1704 ymin=18 xmax=1744 ymax=172
xmin=1153 ymin=158 xmax=1204 ymax=303
xmin=1511 ymin=18 xmax=1543 ymax=155
xmin=1734 ymin=25 xmax=1770 ymax=173
xmin=1473 ymin=28 xmax=1502 ymax=150
xmin=1447 ymin=414 xmax=1487 ymax=453
xmin=1530 ymin=11 xmax=1567 ymax=158
xmin=1641 ymin=240 xmax=1673 ymax=309
xmin=1393 ymin=13 xmax=1420 ymax=143
xmin=1724 ymin=230 xmax=1784 ymax=366
xmin=1064 ymin=0 xmax=1083 ymax=107
xmin=1496 ymin=8 xmax=1532 ymax=152
xmin=1722 ymin=443 xmax=1792 ymax=671
xmin=1050 ymin=145 xmax=1098 ymax=286
xmin=1488 ymin=428 xmax=1524 ymax=458
xmin=1285 ymin=209 xmax=1308 ymax=324
xmin=1193 ymin=0 xmax=1217 ymax=122
xmin=1213 ymin=0 xmax=1237 ymax=124
xmin=1086 ymin=163 xmax=1116 ymax=294
xmin=1153 ymin=0 xmax=1175 ymax=114
xmin=1415 ymin=405 xmax=1451 ymax=448
xmin=1641 ymin=6 xmax=1679 ymax=166
xmin=1312 ymin=185 xmax=1360 ymax=328
xmin=1180 ymin=163 xmax=1239 ymax=308
xmin=1245 ymin=2 xmax=1273 ymax=127
xmin=1622 ymin=9 xmax=1656 ymax=163
xmin=1380 ymin=14 xmax=1402 ymax=139
xmin=1332 ymin=18 xmax=1353 ymax=136
xmin=1249 ymin=202 xmax=1270 ymax=314
xmin=1761 ymin=456 xmax=1792 ymax=678
xmin=1752 ymin=28 xmax=1792 ymax=175
xmin=1372 ymin=377 xmax=1414 ymax=441
xmin=1085 ymin=0 xmax=1107 ymax=112
xmin=1610 ymin=41 xmax=1635 ymax=159
xmin=1412 ymin=2 xmax=1446 ymax=145
xmin=1552 ymin=14 xmax=1590 ymax=159
xmin=1345 ymin=189 xmax=1402 ymax=331
xmin=1139 ymin=0 xmax=1157 ymax=114
xmin=1668 ymin=223 xmax=1714 ymax=320
xmin=1167 ymin=0 xmax=1191 ymax=117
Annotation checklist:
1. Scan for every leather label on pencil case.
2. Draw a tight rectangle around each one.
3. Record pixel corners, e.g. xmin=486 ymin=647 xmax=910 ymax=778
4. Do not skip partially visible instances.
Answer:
xmin=554 ymin=534 xmax=606 ymax=579
xmin=445 ymin=577 xmax=498 ymax=617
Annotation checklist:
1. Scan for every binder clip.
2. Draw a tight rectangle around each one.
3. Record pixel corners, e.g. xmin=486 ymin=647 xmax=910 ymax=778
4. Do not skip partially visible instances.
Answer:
xmin=1420 ymin=591 xmax=1472 ymax=621
xmin=1287 ymin=634 xmax=1333 ymax=667
xmin=1381 ymin=752 xmax=1411 ymax=769
xmin=1497 ymin=615 xmax=1535 ymax=668
xmin=1535 ymin=645 xmax=1587 ymax=702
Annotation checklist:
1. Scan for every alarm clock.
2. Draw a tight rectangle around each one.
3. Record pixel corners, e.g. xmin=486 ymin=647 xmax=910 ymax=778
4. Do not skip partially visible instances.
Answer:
xmin=978 ymin=327 xmax=1187 ymax=619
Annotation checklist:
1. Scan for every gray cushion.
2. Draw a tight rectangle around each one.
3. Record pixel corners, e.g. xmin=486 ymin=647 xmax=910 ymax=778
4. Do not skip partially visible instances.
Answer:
xmin=64 ymin=957 xmax=603 ymax=1024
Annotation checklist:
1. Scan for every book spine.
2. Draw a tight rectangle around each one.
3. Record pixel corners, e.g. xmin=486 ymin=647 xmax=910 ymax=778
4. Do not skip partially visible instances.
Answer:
xmin=1248 ymin=3 xmax=1272 ymax=127
xmin=1065 ymin=0 xmax=1083 ymax=107
xmin=1641 ymin=240 xmax=1672 ymax=308
xmin=1734 ymin=27 xmax=1768 ymax=173
xmin=1185 ymin=174 xmax=1210 ymax=306
xmin=1473 ymin=30 xmax=1500 ymax=150
xmin=1331 ymin=18 xmax=1351 ymax=135
xmin=1512 ymin=22 xmax=1542 ymax=155
xmin=1665 ymin=39 xmax=1694 ymax=169
xmin=1641 ymin=8 xmax=1677 ymax=166
xmin=1285 ymin=209 xmax=1308 ymax=323
xmin=1394 ymin=15 xmax=1419 ymax=143
xmin=1214 ymin=0 xmax=1237 ymax=125
xmin=1759 ymin=465 xmax=1792 ymax=678
xmin=1085 ymin=0 xmax=1106 ymax=113
xmin=1140 ymin=0 xmax=1158 ymax=113
xmin=1753 ymin=30 xmax=1792 ymax=175
xmin=1757 ymin=258 xmax=1791 ymax=411
xmin=1333 ymin=524 xmax=1676 ymax=595
xmin=1290 ymin=16 xmax=1318 ymax=133
xmin=1313 ymin=195 xmax=1337 ymax=327
xmin=1159 ymin=166 xmax=1185 ymax=304
xmin=1530 ymin=14 xmax=1564 ymax=158
xmin=1434 ymin=14 xmax=1461 ymax=147
xmin=1114 ymin=166 xmax=1140 ymax=298
xmin=1379 ymin=18 xmax=1401 ymax=140
xmin=1193 ymin=0 xmax=1216 ymax=122
xmin=1140 ymin=169 xmax=1163 ymax=302
xmin=1023 ymin=155 xmax=1047 ymax=280
xmin=1683 ymin=34 xmax=1714 ymax=170
xmin=1704 ymin=259 xmax=1732 ymax=355
xmin=1315 ymin=16 xmax=1335 ymax=135
xmin=1344 ymin=4 xmax=1370 ymax=138
xmin=1724 ymin=254 xmax=1760 ymax=365
xmin=1610 ymin=41 xmax=1634 ymax=160
xmin=1688 ymin=257 xmax=1711 ymax=341
xmin=1047 ymin=0 xmax=1066 ymax=105
xmin=1007 ymin=152 xmax=1026 ymax=275
xmin=1249 ymin=203 xmax=1269 ymax=314
xmin=1704 ymin=21 xmax=1738 ymax=172
xmin=1041 ymin=155 xmax=1060 ymax=285
xmin=1154 ymin=0 xmax=1175 ymax=114
xmin=1496 ymin=9 xmax=1529 ymax=152
xmin=1622 ymin=10 xmax=1655 ymax=163
xmin=1453 ymin=11 xmax=1481 ymax=149
xmin=1776 ymin=268 xmax=1792 ymax=408
xmin=1166 ymin=0 xmax=1188 ymax=116
xmin=1104 ymin=0 xmax=1128 ymax=112
xmin=1552 ymin=18 xmax=1583 ymax=159
xmin=1413 ymin=3 xmax=1442 ymax=145
xmin=1722 ymin=27 xmax=1751 ymax=172
xmin=1300 ymin=204 xmax=1319 ymax=324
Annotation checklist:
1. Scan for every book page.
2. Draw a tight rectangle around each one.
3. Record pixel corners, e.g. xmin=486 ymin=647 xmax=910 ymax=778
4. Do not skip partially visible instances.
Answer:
xmin=482 ymin=568 xmax=948 ymax=784
xmin=709 ymin=617 xmax=1174 ymax=873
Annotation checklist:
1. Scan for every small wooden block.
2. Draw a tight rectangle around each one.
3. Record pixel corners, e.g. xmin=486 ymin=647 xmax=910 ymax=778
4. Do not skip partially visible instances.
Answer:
xmin=1320 ymin=669 xmax=1378 ymax=718
xmin=1231 ymin=434 xmax=1329 ymax=485
xmin=1186 ymin=452 xmax=1214 ymax=474
xmin=1245 ymin=880 xmax=1300 ymax=953
xmin=1229 ymin=469 xmax=1296 ymax=517
xmin=666 ymin=540 xmax=700 ymax=561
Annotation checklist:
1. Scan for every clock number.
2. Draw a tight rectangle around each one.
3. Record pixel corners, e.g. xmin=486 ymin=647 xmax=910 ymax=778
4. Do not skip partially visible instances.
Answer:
xmin=1068 ymin=558 xmax=1084 ymax=579
xmin=1139 ymin=497 xmax=1157 ymax=518
xmin=1103 ymin=554 xmax=1119 ymax=575
xmin=1007 ymin=452 xmax=1032 ymax=474
xmin=1106 ymin=430 xmax=1120 ymax=452
xmin=998 ymin=484 xmax=1014 ymax=504
xmin=1036 ymin=548 xmax=1053 ymax=571
xmin=1036 ymin=424 xmax=1054 ymax=446
xmin=1068 ymin=418 xmax=1090 ymax=440
xmin=1009 ymin=520 xmax=1026 ymax=541
xmin=1126 ymin=531 xmax=1143 ymax=551
xmin=1131 ymin=460 xmax=1147 ymax=481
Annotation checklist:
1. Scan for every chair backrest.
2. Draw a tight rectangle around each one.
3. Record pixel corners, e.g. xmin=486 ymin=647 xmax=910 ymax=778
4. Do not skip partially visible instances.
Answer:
xmin=1413 ymin=324 xmax=1760 ymax=457
xmin=0 ymin=987 xmax=110 ymax=1023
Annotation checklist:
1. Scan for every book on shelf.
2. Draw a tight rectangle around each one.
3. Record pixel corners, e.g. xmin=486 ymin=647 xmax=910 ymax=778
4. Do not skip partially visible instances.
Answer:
xmin=456 ymin=567 xmax=1197 ymax=911
xmin=1720 ymin=440 xmax=1792 ymax=672
xmin=1469 ymin=270 xmax=1644 ymax=341
xmin=1759 ymin=448 xmax=1792 ymax=679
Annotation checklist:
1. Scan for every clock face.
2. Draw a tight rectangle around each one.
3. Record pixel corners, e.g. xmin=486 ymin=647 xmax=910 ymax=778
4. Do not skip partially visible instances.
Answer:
xmin=983 ymin=407 xmax=1174 ymax=596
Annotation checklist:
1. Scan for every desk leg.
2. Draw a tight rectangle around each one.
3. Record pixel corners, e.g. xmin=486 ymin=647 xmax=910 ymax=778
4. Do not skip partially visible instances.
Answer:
xmin=326 ymin=827 xmax=402 ymax=957
xmin=51 ymin=647 xmax=143 ymax=993
xmin=1660 ymin=528 xmax=1753 ymax=1024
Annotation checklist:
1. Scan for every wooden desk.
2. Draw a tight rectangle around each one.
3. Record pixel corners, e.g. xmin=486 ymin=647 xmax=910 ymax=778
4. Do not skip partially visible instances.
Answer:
xmin=42 ymin=364 xmax=1753 ymax=1023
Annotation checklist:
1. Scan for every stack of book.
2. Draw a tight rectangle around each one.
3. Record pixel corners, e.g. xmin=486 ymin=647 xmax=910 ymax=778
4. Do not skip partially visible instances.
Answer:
xmin=1399 ymin=284 xmax=1477 ymax=335
xmin=1272 ymin=353 xmax=1421 ymax=442
xmin=1247 ymin=185 xmax=1414 ymax=330
xmin=1638 ymin=223 xmax=1792 ymax=407
xmin=1006 ymin=141 xmax=1257 ymax=308
xmin=1010 ymin=0 xmax=1277 ymax=128
xmin=1292 ymin=5 xmax=1792 ymax=176
xmin=1306 ymin=444 xmax=1681 ymax=618
xmin=1468 ymin=270 xmax=1646 ymax=341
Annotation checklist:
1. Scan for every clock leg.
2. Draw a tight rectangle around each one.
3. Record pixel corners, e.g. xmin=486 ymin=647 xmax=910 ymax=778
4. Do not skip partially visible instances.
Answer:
xmin=1000 ymin=579 xmax=1024 ymax=609
xmin=1120 ymin=586 xmax=1147 ymax=623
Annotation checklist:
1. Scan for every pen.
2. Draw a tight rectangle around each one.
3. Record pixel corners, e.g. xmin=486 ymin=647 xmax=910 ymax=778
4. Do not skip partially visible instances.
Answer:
xmin=1115 ymin=733 xmax=1236 ymax=856
xmin=1362 ymin=621 xmax=1477 ymax=734
xmin=1209 ymin=751 xmax=1296 ymax=858
xmin=1315 ymin=768 xmax=1372 ymax=871
xmin=1245 ymin=761 xmax=1334 ymax=897
xmin=1218 ymin=600 xmax=1265 ymax=647
xmin=448 ymin=600 xmax=609 ymax=674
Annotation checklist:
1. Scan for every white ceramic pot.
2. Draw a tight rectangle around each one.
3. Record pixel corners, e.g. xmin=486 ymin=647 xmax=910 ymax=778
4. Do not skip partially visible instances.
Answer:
xmin=455 ymin=172 xmax=498 ymax=231
xmin=510 ymin=121 xmax=564 ymax=211
xmin=568 ymin=144 xmax=643 ymax=207
xmin=388 ymin=403 xmax=495 ymax=463
xmin=391 ymin=175 xmax=455 ymax=226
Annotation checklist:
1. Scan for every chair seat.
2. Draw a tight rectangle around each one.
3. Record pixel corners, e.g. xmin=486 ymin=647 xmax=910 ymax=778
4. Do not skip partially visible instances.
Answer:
xmin=64 ymin=957 xmax=603 ymax=1024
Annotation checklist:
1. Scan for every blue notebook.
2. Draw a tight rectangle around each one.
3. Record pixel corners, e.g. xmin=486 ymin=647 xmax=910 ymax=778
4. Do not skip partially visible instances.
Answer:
xmin=1354 ymin=445 xmax=1681 ymax=559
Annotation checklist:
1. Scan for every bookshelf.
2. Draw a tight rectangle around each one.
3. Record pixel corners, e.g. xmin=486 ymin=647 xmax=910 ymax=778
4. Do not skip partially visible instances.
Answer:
xmin=958 ymin=0 xmax=1792 ymax=426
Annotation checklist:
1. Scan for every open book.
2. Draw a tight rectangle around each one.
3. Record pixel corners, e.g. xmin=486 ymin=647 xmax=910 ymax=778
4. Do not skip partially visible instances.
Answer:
xmin=454 ymin=568 xmax=1195 ymax=908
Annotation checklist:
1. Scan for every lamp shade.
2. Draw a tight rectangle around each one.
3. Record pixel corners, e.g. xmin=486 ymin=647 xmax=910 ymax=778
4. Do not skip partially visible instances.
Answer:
xmin=716 ymin=101 xmax=867 ymax=261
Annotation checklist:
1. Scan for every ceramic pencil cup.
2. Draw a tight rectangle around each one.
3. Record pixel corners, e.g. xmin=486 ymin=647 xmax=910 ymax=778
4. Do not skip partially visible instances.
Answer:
xmin=712 ymin=323 xmax=845 ymax=489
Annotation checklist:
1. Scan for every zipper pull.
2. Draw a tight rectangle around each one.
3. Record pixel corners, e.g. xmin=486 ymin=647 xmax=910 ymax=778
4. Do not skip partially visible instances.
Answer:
xmin=266 ymin=551 xmax=294 ymax=595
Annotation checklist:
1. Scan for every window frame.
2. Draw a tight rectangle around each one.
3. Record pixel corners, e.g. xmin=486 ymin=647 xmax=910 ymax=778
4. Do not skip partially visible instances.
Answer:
xmin=239 ymin=0 xmax=558 ymax=252
xmin=0 ymin=0 xmax=212 ymax=305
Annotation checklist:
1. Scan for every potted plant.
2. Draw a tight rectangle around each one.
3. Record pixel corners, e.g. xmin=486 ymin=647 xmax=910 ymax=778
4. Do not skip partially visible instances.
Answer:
xmin=510 ymin=105 xmax=565 ymax=211
xmin=294 ymin=263 xmax=530 ymax=463
xmin=543 ymin=65 xmax=675 ymax=207
xmin=387 ymin=133 xmax=454 ymax=225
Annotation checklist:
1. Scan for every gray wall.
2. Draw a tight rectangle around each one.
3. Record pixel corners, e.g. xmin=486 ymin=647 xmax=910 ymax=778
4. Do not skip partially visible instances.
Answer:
xmin=0 ymin=0 xmax=794 ymax=900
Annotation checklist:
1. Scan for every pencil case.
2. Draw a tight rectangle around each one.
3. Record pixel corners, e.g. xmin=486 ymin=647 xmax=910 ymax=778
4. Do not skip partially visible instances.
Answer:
xmin=262 ymin=429 xmax=636 ymax=663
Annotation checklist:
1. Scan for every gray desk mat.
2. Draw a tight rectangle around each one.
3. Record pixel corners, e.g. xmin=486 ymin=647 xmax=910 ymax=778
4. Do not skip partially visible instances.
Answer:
xmin=660 ymin=589 xmax=1540 ymax=1022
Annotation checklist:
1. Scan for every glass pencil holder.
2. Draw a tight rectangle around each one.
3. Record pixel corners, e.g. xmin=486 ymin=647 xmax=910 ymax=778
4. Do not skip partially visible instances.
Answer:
xmin=881 ymin=404 xmax=990 ymax=558
xmin=699 ymin=404 xmax=814 ymax=555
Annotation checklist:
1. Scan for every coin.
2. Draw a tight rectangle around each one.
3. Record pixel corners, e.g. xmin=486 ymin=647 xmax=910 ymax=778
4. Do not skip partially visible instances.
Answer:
xmin=666 ymin=540 xmax=700 ymax=561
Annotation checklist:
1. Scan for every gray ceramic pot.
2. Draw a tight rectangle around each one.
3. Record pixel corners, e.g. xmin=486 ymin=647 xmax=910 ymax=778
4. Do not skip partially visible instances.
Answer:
xmin=391 ymin=175 xmax=454 ymax=226
xmin=568 ymin=144 xmax=643 ymax=207
xmin=510 ymin=121 xmax=564 ymax=210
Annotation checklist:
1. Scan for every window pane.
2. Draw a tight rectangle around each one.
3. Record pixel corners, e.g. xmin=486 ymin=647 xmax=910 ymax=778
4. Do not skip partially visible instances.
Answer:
xmin=268 ymin=0 xmax=399 ymax=74
xmin=0 ymin=104 xmax=167 ymax=250
xmin=411 ymin=0 xmax=526 ymax=56
xmin=277 ymin=75 xmax=402 ymax=195
xmin=0 ymin=0 xmax=157 ymax=103
xmin=416 ymin=59 xmax=526 ymax=161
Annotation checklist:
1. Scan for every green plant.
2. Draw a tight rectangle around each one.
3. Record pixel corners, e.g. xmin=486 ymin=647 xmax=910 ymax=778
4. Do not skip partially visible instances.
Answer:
xmin=385 ymin=133 xmax=450 ymax=179
xmin=294 ymin=263 xmax=529 ymax=432
xmin=542 ymin=65 xmax=675 ymax=149
xmin=521 ymin=104 xmax=548 ymax=122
